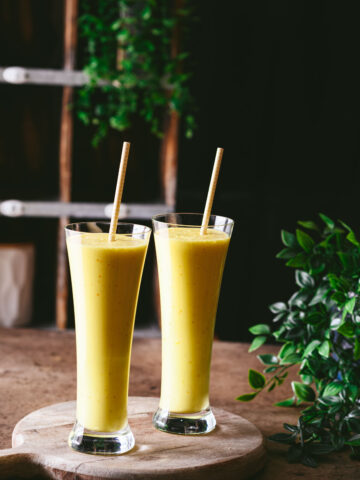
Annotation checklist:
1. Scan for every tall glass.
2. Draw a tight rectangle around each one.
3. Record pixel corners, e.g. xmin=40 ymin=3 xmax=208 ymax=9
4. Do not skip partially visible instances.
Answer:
xmin=152 ymin=213 xmax=234 ymax=434
xmin=65 ymin=222 xmax=151 ymax=454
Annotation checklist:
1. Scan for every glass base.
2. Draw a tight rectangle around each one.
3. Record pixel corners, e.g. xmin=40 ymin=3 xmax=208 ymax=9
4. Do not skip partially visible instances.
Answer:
xmin=68 ymin=421 xmax=135 ymax=455
xmin=153 ymin=406 xmax=216 ymax=435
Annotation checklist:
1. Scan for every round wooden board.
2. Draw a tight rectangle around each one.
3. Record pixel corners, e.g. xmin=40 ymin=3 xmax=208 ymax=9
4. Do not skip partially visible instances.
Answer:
xmin=0 ymin=397 xmax=266 ymax=480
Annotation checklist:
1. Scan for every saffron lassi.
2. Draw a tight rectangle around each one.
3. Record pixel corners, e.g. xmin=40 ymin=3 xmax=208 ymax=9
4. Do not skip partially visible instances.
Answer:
xmin=152 ymin=214 xmax=233 ymax=434
xmin=66 ymin=222 xmax=150 ymax=454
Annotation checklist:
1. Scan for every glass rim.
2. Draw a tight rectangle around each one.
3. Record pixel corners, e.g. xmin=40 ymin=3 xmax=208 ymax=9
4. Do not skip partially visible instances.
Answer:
xmin=64 ymin=221 xmax=151 ymax=236
xmin=152 ymin=212 xmax=234 ymax=228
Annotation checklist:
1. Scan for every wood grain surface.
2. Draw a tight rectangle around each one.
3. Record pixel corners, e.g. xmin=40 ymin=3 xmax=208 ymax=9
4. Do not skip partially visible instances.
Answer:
xmin=0 ymin=328 xmax=356 ymax=478
xmin=0 ymin=397 xmax=265 ymax=479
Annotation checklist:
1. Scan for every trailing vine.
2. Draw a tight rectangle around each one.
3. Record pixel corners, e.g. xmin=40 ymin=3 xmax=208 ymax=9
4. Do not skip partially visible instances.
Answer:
xmin=77 ymin=0 xmax=195 ymax=146
xmin=238 ymin=214 xmax=360 ymax=467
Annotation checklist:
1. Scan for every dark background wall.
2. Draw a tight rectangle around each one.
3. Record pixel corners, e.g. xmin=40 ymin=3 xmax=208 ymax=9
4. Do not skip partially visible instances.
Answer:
xmin=0 ymin=1 xmax=359 ymax=339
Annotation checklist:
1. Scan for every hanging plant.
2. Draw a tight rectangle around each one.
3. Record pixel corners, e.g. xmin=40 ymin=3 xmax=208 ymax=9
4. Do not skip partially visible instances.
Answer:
xmin=77 ymin=0 xmax=195 ymax=146
xmin=238 ymin=213 xmax=360 ymax=467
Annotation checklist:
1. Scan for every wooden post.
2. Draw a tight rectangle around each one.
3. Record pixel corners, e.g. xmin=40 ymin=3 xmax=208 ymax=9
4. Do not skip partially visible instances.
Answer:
xmin=160 ymin=110 xmax=180 ymax=208
xmin=155 ymin=0 xmax=182 ymax=326
xmin=159 ymin=0 xmax=182 ymax=207
xmin=56 ymin=0 xmax=78 ymax=329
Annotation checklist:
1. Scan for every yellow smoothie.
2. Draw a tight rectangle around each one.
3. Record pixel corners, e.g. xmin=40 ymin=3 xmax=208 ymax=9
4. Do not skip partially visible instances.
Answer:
xmin=155 ymin=227 xmax=230 ymax=413
xmin=67 ymin=232 xmax=148 ymax=432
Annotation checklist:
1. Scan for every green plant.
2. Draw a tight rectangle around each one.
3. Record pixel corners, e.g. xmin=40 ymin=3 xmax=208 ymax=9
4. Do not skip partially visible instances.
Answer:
xmin=77 ymin=0 xmax=195 ymax=146
xmin=238 ymin=213 xmax=360 ymax=467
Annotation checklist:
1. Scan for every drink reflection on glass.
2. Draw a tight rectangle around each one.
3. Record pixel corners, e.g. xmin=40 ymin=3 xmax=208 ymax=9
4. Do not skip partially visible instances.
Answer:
xmin=65 ymin=221 xmax=151 ymax=454
xmin=152 ymin=213 xmax=234 ymax=435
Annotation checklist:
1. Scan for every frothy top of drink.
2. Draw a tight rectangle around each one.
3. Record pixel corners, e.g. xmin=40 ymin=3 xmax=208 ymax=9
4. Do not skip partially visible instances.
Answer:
xmin=156 ymin=227 xmax=229 ymax=243
xmin=67 ymin=232 xmax=147 ymax=249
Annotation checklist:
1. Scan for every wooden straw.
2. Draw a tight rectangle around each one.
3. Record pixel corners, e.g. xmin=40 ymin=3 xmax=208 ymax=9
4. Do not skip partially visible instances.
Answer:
xmin=200 ymin=147 xmax=224 ymax=235
xmin=108 ymin=141 xmax=131 ymax=241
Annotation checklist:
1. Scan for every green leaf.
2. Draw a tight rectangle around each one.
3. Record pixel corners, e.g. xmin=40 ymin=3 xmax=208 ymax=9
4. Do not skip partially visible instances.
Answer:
xmin=276 ymin=248 xmax=299 ymax=260
xmin=339 ymin=220 xmax=360 ymax=246
xmin=340 ymin=220 xmax=355 ymax=232
xmin=303 ymin=340 xmax=321 ymax=357
xmin=348 ymin=385 xmax=359 ymax=402
xmin=249 ymin=324 xmax=271 ymax=335
xmin=281 ymin=230 xmax=298 ymax=248
xmin=300 ymin=374 xmax=313 ymax=384
xmin=346 ymin=231 xmax=360 ymax=247
xmin=331 ymin=314 xmax=343 ymax=331
xmin=309 ymin=262 xmax=326 ymax=275
xmin=319 ymin=213 xmax=335 ymax=229
xmin=296 ymin=229 xmax=315 ymax=253
xmin=337 ymin=322 xmax=355 ymax=338
xmin=283 ymin=423 xmax=298 ymax=433
xmin=280 ymin=353 xmax=302 ymax=365
xmin=268 ymin=382 xmax=276 ymax=392
xmin=295 ymin=270 xmax=315 ymax=289
xmin=141 ymin=6 xmax=152 ymax=20
xmin=355 ymin=338 xmax=360 ymax=361
xmin=345 ymin=296 xmax=356 ymax=314
xmin=264 ymin=366 xmax=278 ymax=373
xmin=248 ymin=369 xmax=266 ymax=389
xmin=275 ymin=397 xmax=295 ymax=407
xmin=319 ymin=233 xmax=336 ymax=248
xmin=322 ymin=382 xmax=343 ymax=397
xmin=309 ymin=286 xmax=329 ymax=306
xmin=346 ymin=434 xmax=360 ymax=447
xmin=318 ymin=395 xmax=342 ymax=406
xmin=273 ymin=326 xmax=286 ymax=340
xmin=297 ymin=220 xmax=319 ymax=231
xmin=286 ymin=252 xmax=308 ymax=268
xmin=328 ymin=273 xmax=350 ymax=292
xmin=273 ymin=312 xmax=286 ymax=323
xmin=348 ymin=418 xmax=360 ymax=434
xmin=236 ymin=392 xmax=258 ymax=402
xmin=331 ymin=291 xmax=346 ymax=305
xmin=337 ymin=251 xmax=352 ymax=269
xmin=257 ymin=354 xmax=278 ymax=365
xmin=279 ymin=342 xmax=296 ymax=359
xmin=318 ymin=340 xmax=330 ymax=358
xmin=248 ymin=336 xmax=267 ymax=352
xmin=289 ymin=290 xmax=309 ymax=308
xmin=291 ymin=381 xmax=316 ymax=402
xmin=268 ymin=432 xmax=296 ymax=444
xmin=269 ymin=302 xmax=287 ymax=314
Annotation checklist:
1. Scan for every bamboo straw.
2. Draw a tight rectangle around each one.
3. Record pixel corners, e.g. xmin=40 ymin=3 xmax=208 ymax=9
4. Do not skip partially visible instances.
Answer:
xmin=108 ymin=141 xmax=131 ymax=241
xmin=200 ymin=147 xmax=224 ymax=235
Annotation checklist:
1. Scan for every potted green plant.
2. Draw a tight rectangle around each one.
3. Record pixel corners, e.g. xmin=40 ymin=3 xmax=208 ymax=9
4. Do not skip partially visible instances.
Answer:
xmin=239 ymin=213 xmax=360 ymax=467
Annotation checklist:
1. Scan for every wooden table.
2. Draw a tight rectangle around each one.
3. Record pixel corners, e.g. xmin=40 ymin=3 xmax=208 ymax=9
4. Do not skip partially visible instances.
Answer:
xmin=0 ymin=328 xmax=354 ymax=479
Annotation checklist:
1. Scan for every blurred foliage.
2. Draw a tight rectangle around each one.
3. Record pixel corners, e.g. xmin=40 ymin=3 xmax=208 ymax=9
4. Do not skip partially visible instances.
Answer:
xmin=77 ymin=0 xmax=195 ymax=146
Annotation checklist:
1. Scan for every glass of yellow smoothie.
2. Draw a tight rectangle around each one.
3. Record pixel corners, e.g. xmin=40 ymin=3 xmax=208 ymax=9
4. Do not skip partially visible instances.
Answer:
xmin=65 ymin=221 xmax=151 ymax=454
xmin=152 ymin=213 xmax=233 ymax=435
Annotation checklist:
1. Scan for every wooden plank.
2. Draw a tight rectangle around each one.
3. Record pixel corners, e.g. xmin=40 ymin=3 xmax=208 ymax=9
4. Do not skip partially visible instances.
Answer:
xmin=0 ymin=200 xmax=172 ymax=219
xmin=0 ymin=67 xmax=90 ymax=86
xmin=56 ymin=0 xmax=78 ymax=330
xmin=0 ymin=67 xmax=174 ymax=88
